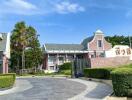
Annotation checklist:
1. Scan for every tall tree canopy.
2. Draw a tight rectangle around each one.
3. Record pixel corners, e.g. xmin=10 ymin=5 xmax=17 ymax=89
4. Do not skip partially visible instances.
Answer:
xmin=105 ymin=35 xmax=132 ymax=47
xmin=10 ymin=21 xmax=42 ymax=72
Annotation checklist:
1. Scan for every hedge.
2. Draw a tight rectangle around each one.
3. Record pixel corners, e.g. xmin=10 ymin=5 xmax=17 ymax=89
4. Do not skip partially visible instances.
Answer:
xmin=59 ymin=70 xmax=71 ymax=75
xmin=111 ymin=68 xmax=132 ymax=97
xmin=0 ymin=73 xmax=16 ymax=88
xmin=84 ymin=68 xmax=114 ymax=79
xmin=59 ymin=62 xmax=72 ymax=70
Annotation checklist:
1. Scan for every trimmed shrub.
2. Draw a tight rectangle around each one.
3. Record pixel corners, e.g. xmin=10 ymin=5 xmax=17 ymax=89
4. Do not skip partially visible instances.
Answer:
xmin=111 ymin=68 xmax=132 ymax=97
xmin=58 ymin=63 xmax=72 ymax=76
xmin=60 ymin=70 xmax=71 ymax=75
xmin=84 ymin=68 xmax=114 ymax=79
xmin=59 ymin=62 xmax=72 ymax=70
xmin=0 ymin=73 xmax=16 ymax=88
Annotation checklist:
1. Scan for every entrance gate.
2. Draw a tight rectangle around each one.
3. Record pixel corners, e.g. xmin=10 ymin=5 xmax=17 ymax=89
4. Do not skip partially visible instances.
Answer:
xmin=72 ymin=58 xmax=89 ymax=78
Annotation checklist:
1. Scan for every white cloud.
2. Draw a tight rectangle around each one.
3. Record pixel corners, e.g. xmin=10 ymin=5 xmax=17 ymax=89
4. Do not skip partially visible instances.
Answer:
xmin=0 ymin=0 xmax=39 ymax=15
xmin=54 ymin=1 xmax=85 ymax=14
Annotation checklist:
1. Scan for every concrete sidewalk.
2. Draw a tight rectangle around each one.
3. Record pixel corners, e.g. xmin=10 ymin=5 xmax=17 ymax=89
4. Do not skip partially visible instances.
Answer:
xmin=68 ymin=79 xmax=112 ymax=100
xmin=0 ymin=79 xmax=33 ymax=95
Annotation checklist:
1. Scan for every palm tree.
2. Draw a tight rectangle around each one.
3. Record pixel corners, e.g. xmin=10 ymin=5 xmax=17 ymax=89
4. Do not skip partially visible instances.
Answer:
xmin=11 ymin=21 xmax=28 ymax=74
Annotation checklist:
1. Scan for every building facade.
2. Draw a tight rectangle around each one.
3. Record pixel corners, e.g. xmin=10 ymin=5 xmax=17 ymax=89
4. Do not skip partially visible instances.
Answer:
xmin=43 ymin=30 xmax=113 ymax=72
xmin=0 ymin=33 xmax=10 ymax=74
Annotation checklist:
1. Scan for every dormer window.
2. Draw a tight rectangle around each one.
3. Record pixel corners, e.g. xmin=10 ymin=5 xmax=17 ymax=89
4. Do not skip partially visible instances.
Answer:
xmin=98 ymin=40 xmax=102 ymax=47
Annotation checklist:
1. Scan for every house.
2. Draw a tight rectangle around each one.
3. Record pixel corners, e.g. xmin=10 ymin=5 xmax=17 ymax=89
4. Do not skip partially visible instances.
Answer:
xmin=0 ymin=33 xmax=10 ymax=74
xmin=43 ymin=30 xmax=112 ymax=72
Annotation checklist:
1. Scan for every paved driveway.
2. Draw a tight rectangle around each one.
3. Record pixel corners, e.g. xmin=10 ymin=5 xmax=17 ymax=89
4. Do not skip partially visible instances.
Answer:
xmin=0 ymin=77 xmax=112 ymax=100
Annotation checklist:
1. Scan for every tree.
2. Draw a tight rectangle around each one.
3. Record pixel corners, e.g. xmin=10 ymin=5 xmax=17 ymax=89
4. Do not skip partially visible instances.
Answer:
xmin=11 ymin=21 xmax=27 ymax=71
xmin=105 ymin=35 xmax=132 ymax=47
xmin=25 ymin=26 xmax=42 ymax=70
xmin=10 ymin=21 xmax=42 ymax=73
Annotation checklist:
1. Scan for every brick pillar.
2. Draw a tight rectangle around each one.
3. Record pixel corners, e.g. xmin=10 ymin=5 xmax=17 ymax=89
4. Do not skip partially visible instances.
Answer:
xmin=5 ymin=60 xmax=8 ymax=73
xmin=2 ymin=56 xmax=5 ymax=74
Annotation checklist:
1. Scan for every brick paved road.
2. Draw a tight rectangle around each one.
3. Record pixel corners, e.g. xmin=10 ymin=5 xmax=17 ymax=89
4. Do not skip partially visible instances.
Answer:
xmin=0 ymin=77 xmax=112 ymax=100
xmin=0 ymin=78 xmax=86 ymax=100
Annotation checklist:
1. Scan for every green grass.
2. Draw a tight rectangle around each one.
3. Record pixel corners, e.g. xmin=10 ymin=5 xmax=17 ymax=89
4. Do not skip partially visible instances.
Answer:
xmin=0 ymin=73 xmax=16 ymax=88
xmin=17 ymin=71 xmax=71 ymax=77
xmin=119 ymin=63 xmax=132 ymax=68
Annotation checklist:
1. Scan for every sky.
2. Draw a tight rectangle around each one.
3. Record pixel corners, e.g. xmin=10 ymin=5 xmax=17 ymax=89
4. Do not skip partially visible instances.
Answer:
xmin=0 ymin=0 xmax=132 ymax=45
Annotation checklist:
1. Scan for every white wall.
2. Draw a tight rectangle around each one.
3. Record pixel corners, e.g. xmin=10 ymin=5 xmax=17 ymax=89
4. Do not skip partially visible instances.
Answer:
xmin=4 ymin=32 xmax=10 ymax=59
xmin=105 ymin=45 xmax=132 ymax=60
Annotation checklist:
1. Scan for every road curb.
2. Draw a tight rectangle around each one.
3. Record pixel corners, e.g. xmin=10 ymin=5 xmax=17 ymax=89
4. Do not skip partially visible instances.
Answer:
xmin=0 ymin=79 xmax=32 ymax=95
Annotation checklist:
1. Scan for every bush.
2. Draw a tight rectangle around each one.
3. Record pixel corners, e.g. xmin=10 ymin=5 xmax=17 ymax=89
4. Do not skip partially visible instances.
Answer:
xmin=59 ymin=70 xmax=71 ymax=75
xmin=59 ymin=63 xmax=72 ymax=70
xmin=58 ymin=63 xmax=72 ymax=76
xmin=0 ymin=73 xmax=16 ymax=88
xmin=84 ymin=68 xmax=114 ymax=79
xmin=111 ymin=68 xmax=132 ymax=97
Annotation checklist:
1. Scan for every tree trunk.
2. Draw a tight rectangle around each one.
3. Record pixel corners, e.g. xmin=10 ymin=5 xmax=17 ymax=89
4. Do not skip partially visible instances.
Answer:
xmin=22 ymin=46 xmax=25 ymax=74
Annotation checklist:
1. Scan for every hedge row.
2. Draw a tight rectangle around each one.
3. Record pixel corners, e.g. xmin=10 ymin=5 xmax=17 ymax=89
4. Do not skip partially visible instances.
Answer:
xmin=111 ymin=68 xmax=132 ymax=97
xmin=58 ymin=63 xmax=72 ymax=75
xmin=0 ymin=73 xmax=16 ymax=88
xmin=59 ymin=70 xmax=71 ymax=75
xmin=59 ymin=63 xmax=72 ymax=70
xmin=83 ymin=65 xmax=132 ymax=97
xmin=83 ymin=68 xmax=114 ymax=79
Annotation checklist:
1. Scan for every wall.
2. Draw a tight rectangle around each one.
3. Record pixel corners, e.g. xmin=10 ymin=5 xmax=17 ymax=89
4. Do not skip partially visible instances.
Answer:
xmin=2 ymin=56 xmax=8 ymax=73
xmin=105 ymin=45 xmax=132 ymax=58
xmin=90 ymin=57 xmax=132 ymax=68
xmin=89 ymin=34 xmax=112 ymax=51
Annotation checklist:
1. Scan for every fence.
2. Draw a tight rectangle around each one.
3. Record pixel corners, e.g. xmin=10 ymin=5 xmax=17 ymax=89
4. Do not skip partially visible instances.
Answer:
xmin=73 ymin=58 xmax=89 ymax=77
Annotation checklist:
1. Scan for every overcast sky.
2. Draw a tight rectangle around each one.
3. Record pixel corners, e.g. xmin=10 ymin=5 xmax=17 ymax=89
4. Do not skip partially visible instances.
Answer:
xmin=0 ymin=0 xmax=132 ymax=45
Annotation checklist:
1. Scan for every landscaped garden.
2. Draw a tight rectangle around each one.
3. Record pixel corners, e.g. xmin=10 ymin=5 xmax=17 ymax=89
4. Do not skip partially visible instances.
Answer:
xmin=0 ymin=73 xmax=16 ymax=88
xmin=83 ymin=63 xmax=132 ymax=97
xmin=16 ymin=62 xmax=72 ymax=77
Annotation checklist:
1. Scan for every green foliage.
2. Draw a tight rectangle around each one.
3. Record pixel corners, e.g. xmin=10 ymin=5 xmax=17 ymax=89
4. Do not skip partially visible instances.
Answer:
xmin=0 ymin=73 xmax=16 ymax=88
xmin=10 ymin=21 xmax=42 ymax=72
xmin=59 ymin=70 xmax=71 ymax=75
xmin=105 ymin=35 xmax=132 ymax=47
xmin=111 ymin=68 xmax=132 ymax=97
xmin=119 ymin=63 xmax=132 ymax=68
xmin=84 ymin=68 xmax=115 ymax=79
xmin=59 ymin=63 xmax=72 ymax=70
xmin=59 ymin=63 xmax=72 ymax=75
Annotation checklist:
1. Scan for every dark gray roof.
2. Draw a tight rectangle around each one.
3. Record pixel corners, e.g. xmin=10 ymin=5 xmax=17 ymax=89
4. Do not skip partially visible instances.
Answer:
xmin=81 ymin=36 xmax=94 ymax=49
xmin=45 ymin=44 xmax=84 ymax=51
xmin=0 ymin=33 xmax=7 ymax=51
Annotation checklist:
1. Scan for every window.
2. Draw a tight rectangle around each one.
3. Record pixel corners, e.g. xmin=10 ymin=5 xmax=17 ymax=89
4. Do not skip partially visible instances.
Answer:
xmin=98 ymin=40 xmax=102 ymax=47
